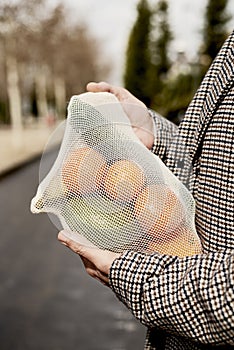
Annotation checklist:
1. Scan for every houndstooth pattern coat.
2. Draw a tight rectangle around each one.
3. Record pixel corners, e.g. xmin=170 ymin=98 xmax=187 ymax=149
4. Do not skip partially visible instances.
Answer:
xmin=109 ymin=30 xmax=234 ymax=349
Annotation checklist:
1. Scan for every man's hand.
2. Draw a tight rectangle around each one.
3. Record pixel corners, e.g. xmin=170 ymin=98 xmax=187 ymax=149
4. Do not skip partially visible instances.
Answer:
xmin=87 ymin=81 xmax=154 ymax=149
xmin=58 ymin=230 xmax=120 ymax=286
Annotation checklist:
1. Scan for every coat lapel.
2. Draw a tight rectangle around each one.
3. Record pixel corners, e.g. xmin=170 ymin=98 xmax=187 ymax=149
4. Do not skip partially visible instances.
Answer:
xmin=190 ymin=36 xmax=234 ymax=161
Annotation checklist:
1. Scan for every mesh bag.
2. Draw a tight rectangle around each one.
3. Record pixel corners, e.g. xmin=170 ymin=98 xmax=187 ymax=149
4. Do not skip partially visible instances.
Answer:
xmin=30 ymin=92 xmax=202 ymax=257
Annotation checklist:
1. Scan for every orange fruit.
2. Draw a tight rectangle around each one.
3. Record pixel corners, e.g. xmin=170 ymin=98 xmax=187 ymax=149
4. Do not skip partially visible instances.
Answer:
xmin=62 ymin=147 xmax=107 ymax=194
xmin=146 ymin=226 xmax=202 ymax=257
xmin=134 ymin=184 xmax=184 ymax=242
xmin=104 ymin=159 xmax=145 ymax=202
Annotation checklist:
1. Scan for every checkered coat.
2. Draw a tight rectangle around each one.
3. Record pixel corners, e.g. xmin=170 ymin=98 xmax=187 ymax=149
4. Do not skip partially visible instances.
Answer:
xmin=109 ymin=30 xmax=234 ymax=349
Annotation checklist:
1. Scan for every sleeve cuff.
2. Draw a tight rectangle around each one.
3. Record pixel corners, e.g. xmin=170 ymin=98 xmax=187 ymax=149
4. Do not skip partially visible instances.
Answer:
xmin=109 ymin=251 xmax=148 ymax=308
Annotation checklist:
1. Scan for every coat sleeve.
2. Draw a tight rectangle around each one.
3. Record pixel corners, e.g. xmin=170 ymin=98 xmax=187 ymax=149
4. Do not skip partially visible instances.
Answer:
xmin=109 ymin=250 xmax=234 ymax=346
xmin=148 ymin=109 xmax=178 ymax=161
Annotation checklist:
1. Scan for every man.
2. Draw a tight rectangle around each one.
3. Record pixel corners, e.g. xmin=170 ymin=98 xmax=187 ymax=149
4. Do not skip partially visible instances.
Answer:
xmin=58 ymin=30 xmax=234 ymax=349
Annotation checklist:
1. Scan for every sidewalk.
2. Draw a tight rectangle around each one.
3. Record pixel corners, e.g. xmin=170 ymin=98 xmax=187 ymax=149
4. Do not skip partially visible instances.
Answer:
xmin=0 ymin=119 xmax=63 ymax=177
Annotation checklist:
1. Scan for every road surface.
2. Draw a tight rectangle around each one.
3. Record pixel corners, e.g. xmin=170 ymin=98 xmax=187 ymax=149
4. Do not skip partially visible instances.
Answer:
xmin=0 ymin=150 xmax=146 ymax=350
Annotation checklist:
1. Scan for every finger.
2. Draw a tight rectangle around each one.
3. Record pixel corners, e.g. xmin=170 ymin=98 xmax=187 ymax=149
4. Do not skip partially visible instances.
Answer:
xmin=86 ymin=81 xmax=112 ymax=92
xmin=80 ymin=256 xmax=96 ymax=272
xmin=81 ymin=256 xmax=110 ymax=286
xmin=58 ymin=230 xmax=97 ymax=248
xmin=81 ymin=256 xmax=108 ymax=277
xmin=58 ymin=230 xmax=92 ymax=256
xmin=86 ymin=81 xmax=128 ymax=101
xmin=96 ymin=276 xmax=110 ymax=287
xmin=96 ymin=275 xmax=110 ymax=287
xmin=86 ymin=266 xmax=109 ymax=284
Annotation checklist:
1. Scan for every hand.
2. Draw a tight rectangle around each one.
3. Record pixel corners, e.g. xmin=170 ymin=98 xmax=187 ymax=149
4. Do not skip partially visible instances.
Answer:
xmin=58 ymin=230 xmax=120 ymax=286
xmin=87 ymin=81 xmax=154 ymax=149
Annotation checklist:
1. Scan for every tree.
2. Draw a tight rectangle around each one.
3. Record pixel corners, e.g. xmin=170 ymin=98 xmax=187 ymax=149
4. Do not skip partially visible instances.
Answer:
xmin=0 ymin=42 xmax=8 ymax=124
xmin=31 ymin=3 xmax=67 ymax=119
xmin=123 ymin=0 xmax=172 ymax=107
xmin=0 ymin=0 xmax=46 ymax=126
xmin=123 ymin=0 xmax=152 ymax=106
xmin=0 ymin=2 xmax=24 ymax=129
xmin=0 ymin=0 xmax=111 ymax=125
xmin=149 ymin=0 xmax=172 ymax=110
xmin=200 ymin=0 xmax=231 ymax=74
xmin=153 ymin=60 xmax=201 ymax=124
xmin=150 ymin=0 xmax=172 ymax=93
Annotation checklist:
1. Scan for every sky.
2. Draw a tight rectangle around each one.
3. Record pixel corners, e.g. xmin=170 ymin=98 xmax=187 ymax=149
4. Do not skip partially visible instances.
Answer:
xmin=52 ymin=0 xmax=234 ymax=84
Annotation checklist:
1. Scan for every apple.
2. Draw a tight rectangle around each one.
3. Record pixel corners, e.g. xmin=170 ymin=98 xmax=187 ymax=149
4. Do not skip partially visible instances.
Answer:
xmin=61 ymin=194 xmax=141 ymax=252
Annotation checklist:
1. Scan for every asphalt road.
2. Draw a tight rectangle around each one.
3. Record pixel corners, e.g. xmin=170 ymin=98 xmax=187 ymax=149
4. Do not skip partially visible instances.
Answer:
xmin=0 ymin=150 xmax=146 ymax=350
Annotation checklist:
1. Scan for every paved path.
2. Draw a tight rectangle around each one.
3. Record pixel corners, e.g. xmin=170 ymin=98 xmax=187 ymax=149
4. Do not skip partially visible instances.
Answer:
xmin=0 ymin=142 xmax=146 ymax=350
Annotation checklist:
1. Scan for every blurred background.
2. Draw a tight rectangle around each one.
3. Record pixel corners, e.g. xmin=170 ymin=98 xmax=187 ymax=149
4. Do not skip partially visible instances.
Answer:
xmin=0 ymin=0 xmax=233 ymax=128
xmin=0 ymin=0 xmax=233 ymax=349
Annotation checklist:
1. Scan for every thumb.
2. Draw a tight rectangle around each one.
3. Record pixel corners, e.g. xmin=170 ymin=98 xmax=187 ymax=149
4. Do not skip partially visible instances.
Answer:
xmin=58 ymin=230 xmax=98 ymax=259
xmin=58 ymin=230 xmax=120 ymax=274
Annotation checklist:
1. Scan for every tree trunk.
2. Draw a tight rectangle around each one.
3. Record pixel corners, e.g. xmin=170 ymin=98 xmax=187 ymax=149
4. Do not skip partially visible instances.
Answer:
xmin=35 ymin=64 xmax=49 ymax=118
xmin=6 ymin=53 xmax=23 ymax=130
xmin=54 ymin=75 xmax=66 ymax=119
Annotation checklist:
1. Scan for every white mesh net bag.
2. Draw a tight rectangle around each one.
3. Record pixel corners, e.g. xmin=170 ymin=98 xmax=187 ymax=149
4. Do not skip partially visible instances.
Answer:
xmin=30 ymin=92 xmax=202 ymax=257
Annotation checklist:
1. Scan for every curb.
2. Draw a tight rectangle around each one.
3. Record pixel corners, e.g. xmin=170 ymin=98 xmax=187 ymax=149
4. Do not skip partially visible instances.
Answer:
xmin=0 ymin=152 xmax=43 ymax=179
xmin=0 ymin=145 xmax=60 ymax=180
